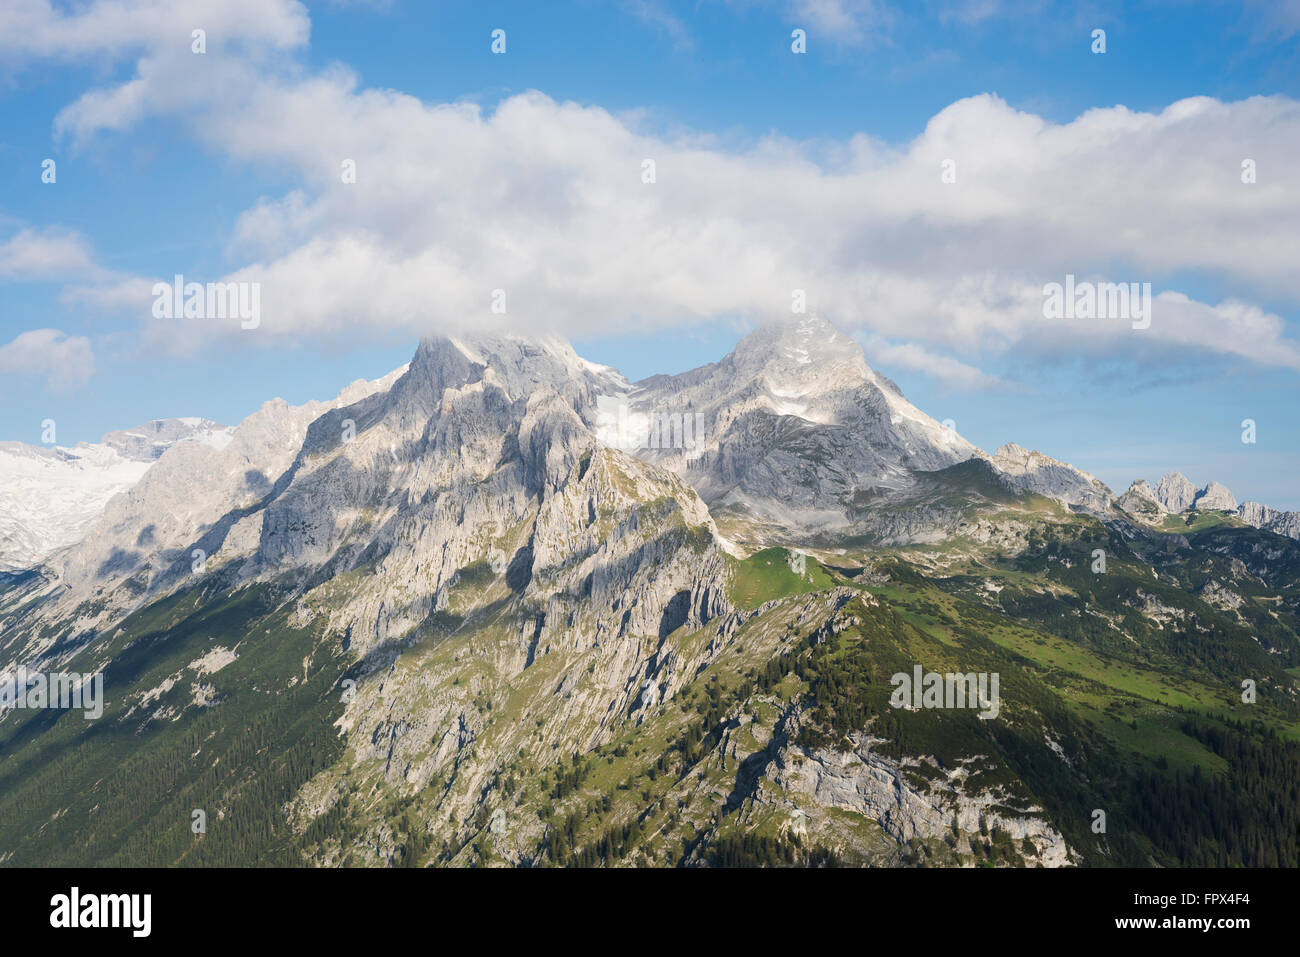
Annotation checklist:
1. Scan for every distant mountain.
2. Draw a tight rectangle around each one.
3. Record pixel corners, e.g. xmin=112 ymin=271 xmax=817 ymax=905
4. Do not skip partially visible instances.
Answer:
xmin=100 ymin=417 xmax=232 ymax=462
xmin=1238 ymin=500 xmax=1300 ymax=540
xmin=620 ymin=317 xmax=1110 ymax=544
xmin=624 ymin=317 xmax=980 ymax=518
xmin=0 ymin=419 xmax=231 ymax=572
xmin=1118 ymin=471 xmax=1300 ymax=542
xmin=1152 ymin=471 xmax=1200 ymax=513
xmin=1116 ymin=478 xmax=1164 ymax=521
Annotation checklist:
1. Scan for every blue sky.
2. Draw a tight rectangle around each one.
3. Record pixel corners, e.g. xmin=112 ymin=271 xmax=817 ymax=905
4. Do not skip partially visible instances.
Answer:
xmin=1 ymin=0 xmax=1298 ymax=505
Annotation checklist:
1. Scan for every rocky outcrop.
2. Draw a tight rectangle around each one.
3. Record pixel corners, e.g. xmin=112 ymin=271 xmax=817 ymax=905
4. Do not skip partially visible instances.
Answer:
xmin=1238 ymin=501 xmax=1300 ymax=541
xmin=1153 ymin=472 xmax=1200 ymax=513
xmin=1117 ymin=479 xmax=1165 ymax=520
xmin=766 ymin=731 xmax=1074 ymax=867
xmin=1194 ymin=481 xmax=1237 ymax=511
xmin=991 ymin=443 xmax=1113 ymax=512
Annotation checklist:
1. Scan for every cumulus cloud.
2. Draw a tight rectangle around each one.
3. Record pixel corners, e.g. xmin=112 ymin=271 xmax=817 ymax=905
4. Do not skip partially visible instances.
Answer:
xmin=857 ymin=334 xmax=1008 ymax=390
xmin=0 ymin=0 xmax=307 ymax=62
xmin=0 ymin=329 xmax=95 ymax=389
xmin=788 ymin=0 xmax=895 ymax=45
xmin=624 ymin=0 xmax=694 ymax=50
xmin=10 ymin=0 xmax=1300 ymax=381
xmin=0 ymin=228 xmax=107 ymax=280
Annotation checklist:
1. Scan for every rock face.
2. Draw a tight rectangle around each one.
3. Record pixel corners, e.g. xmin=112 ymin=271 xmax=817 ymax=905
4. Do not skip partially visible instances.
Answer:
xmin=767 ymin=735 xmax=1073 ymax=867
xmin=5 ymin=316 xmax=1294 ymax=870
xmin=1194 ymin=481 xmax=1237 ymax=512
xmin=36 ymin=338 xmax=728 ymax=665
xmin=621 ymin=317 xmax=984 ymax=536
xmin=0 ymin=318 xmax=1144 ymax=576
xmin=612 ymin=316 xmax=1124 ymax=541
xmin=991 ymin=443 xmax=1113 ymax=511
xmin=0 ymin=418 xmax=232 ymax=572
xmin=1238 ymin=501 xmax=1300 ymax=541
xmin=1117 ymin=479 xmax=1165 ymax=520
xmin=1153 ymin=472 xmax=1200 ymax=513
xmin=51 ymin=375 xmax=402 ymax=614
xmin=1122 ymin=473 xmax=1267 ymax=527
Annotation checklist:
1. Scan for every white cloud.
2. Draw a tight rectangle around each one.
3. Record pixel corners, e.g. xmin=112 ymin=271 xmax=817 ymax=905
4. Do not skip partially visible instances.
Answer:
xmin=0 ymin=228 xmax=106 ymax=280
xmin=624 ymin=1 xmax=694 ymax=50
xmin=0 ymin=0 xmax=307 ymax=63
xmin=789 ymin=0 xmax=893 ymax=44
xmin=1245 ymin=0 xmax=1300 ymax=39
xmin=0 ymin=329 xmax=95 ymax=389
xmin=10 ymin=0 xmax=1300 ymax=382
xmin=857 ymin=334 xmax=1008 ymax=390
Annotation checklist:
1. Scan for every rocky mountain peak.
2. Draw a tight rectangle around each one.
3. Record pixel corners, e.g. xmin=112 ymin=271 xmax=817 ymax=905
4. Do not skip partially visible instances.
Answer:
xmin=1153 ymin=471 xmax=1200 ymax=513
xmin=406 ymin=333 xmax=628 ymax=410
xmin=992 ymin=442 xmax=1031 ymax=464
xmin=1148 ymin=472 xmax=1238 ymax=514
xmin=1194 ymin=480 xmax=1237 ymax=512
xmin=1122 ymin=477 xmax=1158 ymax=499
xmin=1116 ymin=478 xmax=1165 ymax=522
xmin=728 ymin=316 xmax=871 ymax=392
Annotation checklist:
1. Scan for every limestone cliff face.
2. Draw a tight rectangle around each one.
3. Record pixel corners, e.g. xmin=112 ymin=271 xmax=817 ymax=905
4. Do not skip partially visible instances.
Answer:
xmin=1238 ymin=501 xmax=1300 ymax=540
xmin=766 ymin=734 xmax=1074 ymax=867
xmin=1153 ymin=472 xmax=1200 ymax=513
xmin=991 ymin=443 xmax=1113 ymax=512
xmin=1194 ymin=481 xmax=1237 ymax=512
xmin=1120 ymin=474 xmax=1300 ymax=542
xmin=624 ymin=317 xmax=984 ymax=533
xmin=1118 ymin=479 xmax=1165 ymax=521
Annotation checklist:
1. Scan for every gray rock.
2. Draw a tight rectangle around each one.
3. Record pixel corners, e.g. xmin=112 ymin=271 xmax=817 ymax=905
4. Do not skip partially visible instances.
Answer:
xmin=1117 ymin=479 xmax=1165 ymax=521
xmin=1152 ymin=471 xmax=1200 ymax=513
xmin=992 ymin=443 xmax=1113 ymax=511
xmin=1238 ymin=501 xmax=1300 ymax=541
xmin=1193 ymin=480 xmax=1237 ymax=512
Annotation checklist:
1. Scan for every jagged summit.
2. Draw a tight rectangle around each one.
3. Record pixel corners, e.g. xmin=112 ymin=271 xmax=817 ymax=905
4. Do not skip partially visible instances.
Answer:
xmin=1196 ymin=480 xmax=1237 ymax=511
xmin=1141 ymin=472 xmax=1239 ymax=515
xmin=1117 ymin=473 xmax=1300 ymax=541
xmin=623 ymin=316 xmax=987 ymax=533
xmin=11 ymin=317 xmax=1293 ymax=580
xmin=1153 ymin=471 xmax=1200 ymax=513
xmin=0 ymin=317 xmax=1148 ymax=574
xmin=1117 ymin=478 xmax=1164 ymax=521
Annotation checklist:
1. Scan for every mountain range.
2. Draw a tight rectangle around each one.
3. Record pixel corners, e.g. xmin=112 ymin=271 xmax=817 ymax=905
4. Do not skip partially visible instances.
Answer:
xmin=0 ymin=418 xmax=233 ymax=573
xmin=1 ymin=317 xmax=1296 ymax=868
